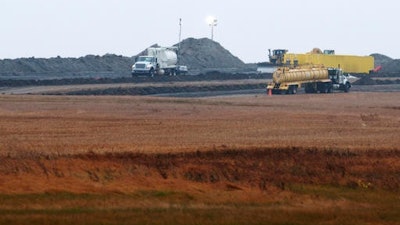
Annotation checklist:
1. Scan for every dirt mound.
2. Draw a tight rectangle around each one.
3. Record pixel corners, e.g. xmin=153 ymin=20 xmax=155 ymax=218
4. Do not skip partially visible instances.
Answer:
xmin=0 ymin=38 xmax=255 ymax=80
xmin=370 ymin=53 xmax=400 ymax=75
xmin=175 ymin=38 xmax=252 ymax=74
xmin=380 ymin=59 xmax=400 ymax=73
xmin=2 ymin=40 xmax=399 ymax=80
xmin=57 ymin=82 xmax=266 ymax=96
xmin=353 ymin=76 xmax=400 ymax=85
xmin=0 ymin=54 xmax=133 ymax=79
xmin=371 ymin=53 xmax=393 ymax=67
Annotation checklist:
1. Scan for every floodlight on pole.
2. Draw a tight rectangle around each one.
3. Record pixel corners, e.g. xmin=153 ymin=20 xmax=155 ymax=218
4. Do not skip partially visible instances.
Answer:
xmin=206 ymin=16 xmax=217 ymax=40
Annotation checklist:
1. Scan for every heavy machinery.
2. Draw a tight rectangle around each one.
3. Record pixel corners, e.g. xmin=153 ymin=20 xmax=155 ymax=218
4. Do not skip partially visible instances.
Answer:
xmin=268 ymin=49 xmax=288 ymax=65
xmin=132 ymin=47 xmax=187 ymax=76
xmin=267 ymin=66 xmax=351 ymax=94
xmin=268 ymin=48 xmax=374 ymax=74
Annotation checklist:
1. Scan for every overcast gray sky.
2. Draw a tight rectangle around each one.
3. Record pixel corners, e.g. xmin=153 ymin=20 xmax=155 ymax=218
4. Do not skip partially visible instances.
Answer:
xmin=1 ymin=0 xmax=399 ymax=62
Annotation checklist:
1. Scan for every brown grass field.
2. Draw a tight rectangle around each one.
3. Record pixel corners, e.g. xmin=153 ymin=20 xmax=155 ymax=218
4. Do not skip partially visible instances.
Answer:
xmin=0 ymin=92 xmax=400 ymax=225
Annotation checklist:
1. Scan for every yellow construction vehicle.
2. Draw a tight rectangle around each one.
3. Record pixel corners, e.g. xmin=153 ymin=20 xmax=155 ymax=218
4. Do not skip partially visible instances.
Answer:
xmin=268 ymin=49 xmax=288 ymax=65
xmin=268 ymin=48 xmax=374 ymax=74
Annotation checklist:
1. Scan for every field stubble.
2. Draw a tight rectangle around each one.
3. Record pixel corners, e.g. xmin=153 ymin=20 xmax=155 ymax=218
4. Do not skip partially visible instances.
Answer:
xmin=0 ymin=92 xmax=399 ymax=224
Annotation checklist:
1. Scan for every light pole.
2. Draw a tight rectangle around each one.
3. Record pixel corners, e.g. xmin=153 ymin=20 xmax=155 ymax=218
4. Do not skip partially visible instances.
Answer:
xmin=179 ymin=18 xmax=182 ymax=47
xmin=206 ymin=16 xmax=217 ymax=40
xmin=178 ymin=18 xmax=182 ymax=65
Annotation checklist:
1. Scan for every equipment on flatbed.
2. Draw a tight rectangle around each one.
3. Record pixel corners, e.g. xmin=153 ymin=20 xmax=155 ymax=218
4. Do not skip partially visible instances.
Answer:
xmin=268 ymin=48 xmax=374 ymax=74
xmin=267 ymin=66 xmax=351 ymax=94
xmin=268 ymin=49 xmax=288 ymax=65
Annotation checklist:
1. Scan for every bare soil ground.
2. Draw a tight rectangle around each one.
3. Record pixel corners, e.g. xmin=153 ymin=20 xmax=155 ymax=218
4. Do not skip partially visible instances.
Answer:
xmin=0 ymin=93 xmax=399 ymax=224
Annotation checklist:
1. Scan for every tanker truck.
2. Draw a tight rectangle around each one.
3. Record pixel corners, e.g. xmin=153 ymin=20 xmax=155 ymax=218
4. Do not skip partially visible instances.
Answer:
xmin=132 ymin=47 xmax=187 ymax=76
xmin=267 ymin=66 xmax=351 ymax=94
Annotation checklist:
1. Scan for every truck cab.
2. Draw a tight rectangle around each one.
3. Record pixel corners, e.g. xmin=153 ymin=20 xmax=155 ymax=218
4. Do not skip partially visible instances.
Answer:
xmin=268 ymin=49 xmax=288 ymax=65
xmin=323 ymin=50 xmax=335 ymax=55
xmin=132 ymin=47 xmax=183 ymax=77
xmin=132 ymin=56 xmax=158 ymax=76
xmin=327 ymin=68 xmax=351 ymax=92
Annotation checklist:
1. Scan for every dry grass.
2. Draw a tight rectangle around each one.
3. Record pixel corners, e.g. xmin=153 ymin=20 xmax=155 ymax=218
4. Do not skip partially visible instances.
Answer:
xmin=0 ymin=93 xmax=399 ymax=155
xmin=0 ymin=93 xmax=399 ymax=224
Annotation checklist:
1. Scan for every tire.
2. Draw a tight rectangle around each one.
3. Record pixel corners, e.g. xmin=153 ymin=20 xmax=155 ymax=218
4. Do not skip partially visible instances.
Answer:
xmin=149 ymin=68 xmax=155 ymax=77
xmin=322 ymin=85 xmax=328 ymax=93
xmin=272 ymin=89 xmax=282 ymax=95
xmin=288 ymin=85 xmax=297 ymax=94
xmin=317 ymin=83 xmax=328 ymax=93
xmin=344 ymin=82 xmax=350 ymax=93
xmin=305 ymin=84 xmax=314 ymax=93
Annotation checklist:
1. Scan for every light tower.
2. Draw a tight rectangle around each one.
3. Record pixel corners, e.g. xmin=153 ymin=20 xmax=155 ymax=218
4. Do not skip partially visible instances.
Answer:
xmin=178 ymin=18 xmax=182 ymax=65
xmin=178 ymin=18 xmax=182 ymax=48
xmin=206 ymin=16 xmax=217 ymax=40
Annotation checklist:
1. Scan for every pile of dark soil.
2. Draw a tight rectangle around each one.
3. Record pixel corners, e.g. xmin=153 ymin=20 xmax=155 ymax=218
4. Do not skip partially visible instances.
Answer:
xmin=370 ymin=53 xmax=400 ymax=76
xmin=0 ymin=72 xmax=270 ymax=88
xmin=52 ymin=83 xmax=266 ymax=96
xmin=0 ymin=38 xmax=256 ymax=80
xmin=176 ymin=38 xmax=253 ymax=74
xmin=0 ymin=54 xmax=133 ymax=80
xmin=380 ymin=59 xmax=400 ymax=74
xmin=353 ymin=76 xmax=400 ymax=85
xmin=371 ymin=53 xmax=393 ymax=68
xmin=1 ymin=39 xmax=399 ymax=81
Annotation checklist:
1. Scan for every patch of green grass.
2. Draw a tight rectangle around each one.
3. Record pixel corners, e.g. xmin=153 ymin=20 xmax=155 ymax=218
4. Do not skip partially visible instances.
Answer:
xmin=133 ymin=190 xmax=195 ymax=203
xmin=1 ymin=206 xmax=398 ymax=225
xmin=0 ymin=188 xmax=399 ymax=225
xmin=0 ymin=205 xmax=398 ymax=225
xmin=287 ymin=183 xmax=399 ymax=203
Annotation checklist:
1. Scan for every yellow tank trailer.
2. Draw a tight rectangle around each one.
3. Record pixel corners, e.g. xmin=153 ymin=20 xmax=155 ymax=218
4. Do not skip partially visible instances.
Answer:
xmin=273 ymin=67 xmax=329 ymax=84
xmin=267 ymin=66 xmax=352 ymax=94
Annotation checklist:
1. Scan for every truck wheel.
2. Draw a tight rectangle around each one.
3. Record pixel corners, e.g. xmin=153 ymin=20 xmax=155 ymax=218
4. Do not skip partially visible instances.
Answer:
xmin=272 ymin=89 xmax=281 ymax=95
xmin=149 ymin=68 xmax=155 ymax=77
xmin=344 ymin=82 xmax=350 ymax=92
xmin=288 ymin=86 xmax=297 ymax=94
xmin=305 ymin=84 xmax=314 ymax=93
xmin=317 ymin=83 xmax=328 ymax=93
xmin=322 ymin=85 xmax=328 ymax=93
